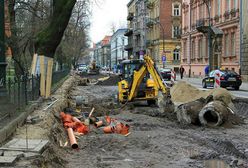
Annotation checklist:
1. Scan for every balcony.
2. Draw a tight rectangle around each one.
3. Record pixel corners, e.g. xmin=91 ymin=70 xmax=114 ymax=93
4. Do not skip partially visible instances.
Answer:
xmin=127 ymin=13 xmax=134 ymax=21
xmin=124 ymin=29 xmax=133 ymax=36
xmin=214 ymin=15 xmax=220 ymax=22
xmin=146 ymin=40 xmax=152 ymax=47
xmin=124 ymin=44 xmax=133 ymax=51
xmin=146 ymin=0 xmax=154 ymax=9
xmin=172 ymin=60 xmax=180 ymax=65
xmin=230 ymin=8 xmax=239 ymax=18
xmin=146 ymin=20 xmax=155 ymax=28
xmin=224 ymin=11 xmax=230 ymax=20
xmin=196 ymin=19 xmax=209 ymax=34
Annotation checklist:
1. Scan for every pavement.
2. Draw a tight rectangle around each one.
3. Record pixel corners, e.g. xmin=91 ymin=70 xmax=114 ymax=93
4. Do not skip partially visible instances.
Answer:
xmin=177 ymin=75 xmax=248 ymax=98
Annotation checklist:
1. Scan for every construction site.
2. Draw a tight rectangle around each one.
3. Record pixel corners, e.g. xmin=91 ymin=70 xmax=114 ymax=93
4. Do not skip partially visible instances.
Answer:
xmin=0 ymin=69 xmax=247 ymax=168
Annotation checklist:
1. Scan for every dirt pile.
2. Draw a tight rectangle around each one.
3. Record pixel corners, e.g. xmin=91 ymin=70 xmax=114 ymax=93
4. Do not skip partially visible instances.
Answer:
xmin=96 ymin=75 xmax=120 ymax=86
xmin=171 ymin=81 xmax=232 ymax=105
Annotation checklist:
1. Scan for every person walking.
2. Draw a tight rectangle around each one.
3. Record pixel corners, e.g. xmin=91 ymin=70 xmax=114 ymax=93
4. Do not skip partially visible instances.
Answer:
xmin=204 ymin=65 xmax=209 ymax=77
xmin=179 ymin=66 xmax=185 ymax=79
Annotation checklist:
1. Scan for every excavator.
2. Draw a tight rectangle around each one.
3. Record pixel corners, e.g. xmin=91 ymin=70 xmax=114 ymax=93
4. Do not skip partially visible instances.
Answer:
xmin=118 ymin=55 xmax=172 ymax=106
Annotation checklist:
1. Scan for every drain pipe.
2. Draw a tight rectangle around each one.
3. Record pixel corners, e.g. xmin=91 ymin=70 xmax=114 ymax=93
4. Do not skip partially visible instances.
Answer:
xmin=67 ymin=128 xmax=78 ymax=149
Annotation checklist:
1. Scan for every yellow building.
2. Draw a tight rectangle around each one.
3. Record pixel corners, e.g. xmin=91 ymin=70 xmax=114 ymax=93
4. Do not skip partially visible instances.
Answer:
xmin=146 ymin=0 xmax=182 ymax=71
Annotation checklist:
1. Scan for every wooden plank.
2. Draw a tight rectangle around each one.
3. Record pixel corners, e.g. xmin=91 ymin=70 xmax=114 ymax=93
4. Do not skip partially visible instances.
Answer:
xmin=31 ymin=53 xmax=38 ymax=75
xmin=45 ymin=58 xmax=53 ymax=98
xmin=39 ymin=55 xmax=46 ymax=97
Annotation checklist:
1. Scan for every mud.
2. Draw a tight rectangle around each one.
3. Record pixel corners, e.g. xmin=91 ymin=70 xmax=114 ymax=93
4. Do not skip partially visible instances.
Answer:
xmin=6 ymin=74 xmax=248 ymax=168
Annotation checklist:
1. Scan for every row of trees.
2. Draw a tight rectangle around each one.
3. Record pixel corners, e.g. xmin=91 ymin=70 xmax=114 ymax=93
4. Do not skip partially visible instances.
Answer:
xmin=6 ymin=0 xmax=97 ymax=76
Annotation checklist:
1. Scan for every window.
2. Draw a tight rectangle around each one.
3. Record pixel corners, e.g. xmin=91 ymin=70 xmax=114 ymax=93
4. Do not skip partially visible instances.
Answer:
xmin=225 ymin=34 xmax=229 ymax=56
xmin=173 ymin=49 xmax=180 ymax=60
xmin=183 ymin=41 xmax=187 ymax=59
xmin=173 ymin=4 xmax=180 ymax=16
xmin=231 ymin=32 xmax=236 ymax=56
xmin=233 ymin=0 xmax=237 ymax=9
xmin=192 ymin=40 xmax=195 ymax=59
xmin=216 ymin=0 xmax=221 ymax=15
xmin=173 ymin=26 xmax=180 ymax=38
xmin=198 ymin=38 xmax=203 ymax=58
xmin=226 ymin=0 xmax=230 ymax=11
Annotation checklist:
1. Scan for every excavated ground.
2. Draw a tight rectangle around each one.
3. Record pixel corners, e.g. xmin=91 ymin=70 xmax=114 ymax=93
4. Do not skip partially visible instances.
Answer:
xmin=7 ymin=74 xmax=248 ymax=168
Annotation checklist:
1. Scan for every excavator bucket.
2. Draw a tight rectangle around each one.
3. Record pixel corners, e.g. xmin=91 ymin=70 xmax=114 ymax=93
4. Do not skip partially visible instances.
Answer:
xmin=157 ymin=91 xmax=175 ymax=114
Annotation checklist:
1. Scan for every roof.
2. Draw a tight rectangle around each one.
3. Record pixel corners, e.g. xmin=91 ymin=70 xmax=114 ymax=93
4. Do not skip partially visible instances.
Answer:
xmin=101 ymin=36 xmax=111 ymax=46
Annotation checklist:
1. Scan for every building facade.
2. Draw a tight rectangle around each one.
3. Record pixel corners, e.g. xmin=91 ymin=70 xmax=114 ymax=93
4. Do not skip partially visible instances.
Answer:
xmin=125 ymin=0 xmax=182 ymax=71
xmin=125 ymin=0 xmax=147 ymax=59
xmin=182 ymin=0 xmax=240 ymax=77
xmin=101 ymin=36 xmax=111 ymax=67
xmin=110 ymin=29 xmax=128 ymax=69
xmin=146 ymin=0 xmax=182 ymax=70
xmin=241 ymin=0 xmax=248 ymax=80
xmin=93 ymin=36 xmax=111 ymax=67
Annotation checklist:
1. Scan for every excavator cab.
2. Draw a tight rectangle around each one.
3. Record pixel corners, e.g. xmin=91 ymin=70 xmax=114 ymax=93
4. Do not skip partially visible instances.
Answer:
xmin=118 ymin=58 xmax=158 ymax=105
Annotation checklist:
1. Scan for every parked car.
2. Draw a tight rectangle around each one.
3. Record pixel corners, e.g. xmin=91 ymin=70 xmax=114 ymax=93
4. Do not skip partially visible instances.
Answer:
xmin=160 ymin=68 xmax=172 ymax=81
xmin=202 ymin=70 xmax=242 ymax=90
xmin=77 ymin=64 xmax=88 ymax=73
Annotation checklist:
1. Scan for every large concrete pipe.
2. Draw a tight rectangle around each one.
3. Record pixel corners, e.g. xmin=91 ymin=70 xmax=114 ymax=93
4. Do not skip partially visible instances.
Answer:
xmin=176 ymin=98 xmax=206 ymax=125
xmin=199 ymin=101 xmax=229 ymax=127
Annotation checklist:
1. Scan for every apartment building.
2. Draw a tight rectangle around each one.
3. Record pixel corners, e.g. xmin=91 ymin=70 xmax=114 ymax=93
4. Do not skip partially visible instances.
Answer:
xmin=110 ymin=29 xmax=128 ymax=69
xmin=146 ymin=0 xmax=182 ymax=70
xmin=125 ymin=0 xmax=147 ymax=59
xmin=241 ymin=0 xmax=248 ymax=80
xmin=182 ymin=0 xmax=240 ymax=77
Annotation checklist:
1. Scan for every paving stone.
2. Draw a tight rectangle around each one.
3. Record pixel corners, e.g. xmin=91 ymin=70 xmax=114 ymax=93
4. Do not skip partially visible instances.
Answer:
xmin=23 ymin=152 xmax=40 ymax=160
xmin=0 ymin=139 xmax=49 ymax=153
xmin=3 ymin=151 xmax=24 ymax=159
xmin=0 ymin=156 xmax=17 ymax=166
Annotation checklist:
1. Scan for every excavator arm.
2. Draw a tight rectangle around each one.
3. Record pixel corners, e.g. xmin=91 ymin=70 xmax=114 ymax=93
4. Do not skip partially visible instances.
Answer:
xmin=127 ymin=55 xmax=169 ymax=102
xmin=143 ymin=55 xmax=168 ymax=95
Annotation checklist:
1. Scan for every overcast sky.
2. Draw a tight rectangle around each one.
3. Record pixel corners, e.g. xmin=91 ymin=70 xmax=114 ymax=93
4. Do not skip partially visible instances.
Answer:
xmin=90 ymin=0 xmax=129 ymax=44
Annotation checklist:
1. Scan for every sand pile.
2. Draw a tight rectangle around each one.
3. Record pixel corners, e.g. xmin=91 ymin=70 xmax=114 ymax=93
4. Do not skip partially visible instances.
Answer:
xmin=171 ymin=81 xmax=232 ymax=105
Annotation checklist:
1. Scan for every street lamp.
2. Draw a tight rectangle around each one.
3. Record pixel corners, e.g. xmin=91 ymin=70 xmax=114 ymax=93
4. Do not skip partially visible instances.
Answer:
xmin=146 ymin=18 xmax=166 ymax=67
xmin=203 ymin=0 xmax=213 ymax=71
xmin=0 ymin=1 xmax=7 ymax=97
xmin=155 ymin=21 xmax=165 ymax=68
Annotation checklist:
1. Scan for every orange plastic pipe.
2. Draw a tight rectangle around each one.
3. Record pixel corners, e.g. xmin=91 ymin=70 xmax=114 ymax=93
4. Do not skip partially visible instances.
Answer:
xmin=103 ymin=125 xmax=115 ymax=133
xmin=72 ymin=117 xmax=81 ymax=123
xmin=94 ymin=120 xmax=103 ymax=127
xmin=67 ymin=128 xmax=78 ymax=149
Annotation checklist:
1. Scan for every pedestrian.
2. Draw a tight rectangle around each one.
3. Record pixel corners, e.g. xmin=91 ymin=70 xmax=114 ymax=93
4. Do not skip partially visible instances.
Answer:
xmin=204 ymin=65 xmax=209 ymax=77
xmin=179 ymin=66 xmax=185 ymax=79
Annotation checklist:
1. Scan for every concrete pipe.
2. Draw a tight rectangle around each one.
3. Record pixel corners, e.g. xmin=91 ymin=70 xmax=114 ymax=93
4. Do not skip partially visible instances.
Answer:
xmin=199 ymin=101 xmax=229 ymax=127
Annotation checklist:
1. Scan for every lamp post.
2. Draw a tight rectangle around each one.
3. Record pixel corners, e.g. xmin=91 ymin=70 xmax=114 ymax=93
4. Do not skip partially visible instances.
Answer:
xmin=0 ymin=1 xmax=7 ymax=96
xmin=156 ymin=21 xmax=165 ymax=68
xmin=203 ymin=0 xmax=213 ymax=71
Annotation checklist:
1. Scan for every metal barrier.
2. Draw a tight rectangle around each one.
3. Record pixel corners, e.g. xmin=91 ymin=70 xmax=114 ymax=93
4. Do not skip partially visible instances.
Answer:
xmin=0 ymin=69 xmax=69 ymax=127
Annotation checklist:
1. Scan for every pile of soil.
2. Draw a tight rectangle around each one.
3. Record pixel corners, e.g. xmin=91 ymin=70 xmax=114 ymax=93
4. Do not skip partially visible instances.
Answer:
xmin=171 ymin=81 xmax=232 ymax=105
xmin=96 ymin=75 xmax=120 ymax=86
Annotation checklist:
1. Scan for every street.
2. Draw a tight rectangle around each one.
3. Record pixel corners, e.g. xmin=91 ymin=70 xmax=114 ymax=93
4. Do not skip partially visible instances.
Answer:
xmin=179 ymin=76 xmax=248 ymax=98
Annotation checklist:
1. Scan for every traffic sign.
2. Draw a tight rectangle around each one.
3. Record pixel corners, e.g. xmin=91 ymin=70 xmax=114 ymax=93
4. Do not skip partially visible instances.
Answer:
xmin=162 ymin=55 xmax=166 ymax=62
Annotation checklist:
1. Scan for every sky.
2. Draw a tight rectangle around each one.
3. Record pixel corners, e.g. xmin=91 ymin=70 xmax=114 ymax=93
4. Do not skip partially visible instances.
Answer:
xmin=90 ymin=0 xmax=129 ymax=44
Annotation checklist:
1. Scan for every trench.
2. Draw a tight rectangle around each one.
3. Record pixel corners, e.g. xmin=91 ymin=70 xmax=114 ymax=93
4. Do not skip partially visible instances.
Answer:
xmin=26 ymin=75 xmax=248 ymax=168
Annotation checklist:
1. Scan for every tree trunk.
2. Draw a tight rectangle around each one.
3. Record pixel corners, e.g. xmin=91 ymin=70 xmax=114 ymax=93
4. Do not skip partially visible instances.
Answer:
xmin=34 ymin=0 xmax=76 ymax=58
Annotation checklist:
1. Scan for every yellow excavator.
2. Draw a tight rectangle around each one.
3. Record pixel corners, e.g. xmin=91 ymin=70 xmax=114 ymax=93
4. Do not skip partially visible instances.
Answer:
xmin=118 ymin=55 xmax=171 ymax=106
